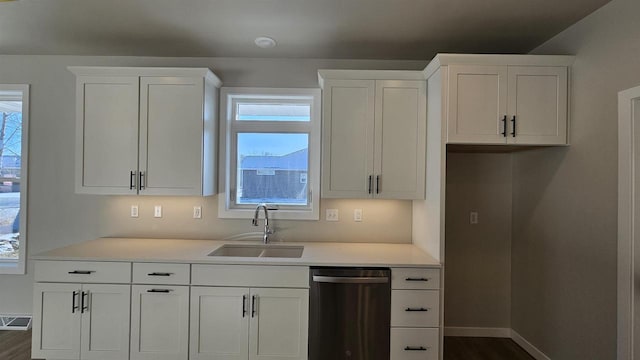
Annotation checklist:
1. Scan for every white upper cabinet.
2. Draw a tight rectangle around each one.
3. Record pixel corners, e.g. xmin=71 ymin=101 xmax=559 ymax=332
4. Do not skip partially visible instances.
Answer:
xmin=74 ymin=76 xmax=140 ymax=195
xmin=448 ymin=65 xmax=508 ymax=144
xmin=506 ymin=66 xmax=568 ymax=145
xmin=321 ymin=79 xmax=375 ymax=198
xmin=427 ymin=54 xmax=573 ymax=146
xmin=70 ymin=67 xmax=222 ymax=196
xmin=319 ymin=71 xmax=426 ymax=199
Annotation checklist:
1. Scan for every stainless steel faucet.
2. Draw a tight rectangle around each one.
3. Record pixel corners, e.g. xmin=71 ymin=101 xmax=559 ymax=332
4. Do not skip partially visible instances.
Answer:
xmin=252 ymin=203 xmax=273 ymax=244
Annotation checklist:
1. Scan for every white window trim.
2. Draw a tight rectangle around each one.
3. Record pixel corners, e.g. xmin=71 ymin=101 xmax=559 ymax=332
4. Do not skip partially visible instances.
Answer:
xmin=0 ymin=84 xmax=29 ymax=275
xmin=218 ymin=87 xmax=321 ymax=220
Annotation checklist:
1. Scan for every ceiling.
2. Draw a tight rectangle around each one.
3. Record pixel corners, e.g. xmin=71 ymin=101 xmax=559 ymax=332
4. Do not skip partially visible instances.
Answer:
xmin=0 ymin=0 xmax=611 ymax=60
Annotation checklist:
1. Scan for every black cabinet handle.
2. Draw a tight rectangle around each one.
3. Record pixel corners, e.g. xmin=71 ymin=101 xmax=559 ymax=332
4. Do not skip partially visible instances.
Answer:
xmin=68 ymin=270 xmax=94 ymax=275
xmin=242 ymin=295 xmax=247 ymax=318
xmin=71 ymin=291 xmax=79 ymax=314
xmin=81 ymin=291 xmax=89 ymax=313
xmin=405 ymin=307 xmax=429 ymax=312
xmin=368 ymin=175 xmax=372 ymax=194
xmin=130 ymin=171 xmax=136 ymax=190
xmin=139 ymin=171 xmax=145 ymax=190
xmin=147 ymin=272 xmax=172 ymax=277
xmin=501 ymin=115 xmax=507 ymax=137
xmin=405 ymin=277 xmax=430 ymax=282
xmin=404 ymin=346 xmax=428 ymax=351
xmin=251 ymin=295 xmax=257 ymax=318
xmin=376 ymin=175 xmax=380 ymax=194
xmin=147 ymin=289 xmax=172 ymax=293
xmin=511 ymin=115 xmax=516 ymax=137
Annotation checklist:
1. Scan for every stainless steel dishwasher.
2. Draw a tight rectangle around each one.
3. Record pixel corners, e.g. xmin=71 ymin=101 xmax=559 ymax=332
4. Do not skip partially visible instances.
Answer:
xmin=309 ymin=267 xmax=391 ymax=360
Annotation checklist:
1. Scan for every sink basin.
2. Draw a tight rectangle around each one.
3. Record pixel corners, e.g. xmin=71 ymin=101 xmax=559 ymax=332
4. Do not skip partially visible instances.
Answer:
xmin=208 ymin=244 xmax=304 ymax=258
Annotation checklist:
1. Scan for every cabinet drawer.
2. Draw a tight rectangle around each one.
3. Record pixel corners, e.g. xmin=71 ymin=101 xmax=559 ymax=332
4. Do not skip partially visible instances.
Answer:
xmin=391 ymin=268 xmax=440 ymax=290
xmin=133 ymin=263 xmax=190 ymax=285
xmin=391 ymin=328 xmax=439 ymax=360
xmin=391 ymin=290 xmax=439 ymax=327
xmin=192 ymin=264 xmax=309 ymax=288
xmin=35 ymin=261 xmax=131 ymax=284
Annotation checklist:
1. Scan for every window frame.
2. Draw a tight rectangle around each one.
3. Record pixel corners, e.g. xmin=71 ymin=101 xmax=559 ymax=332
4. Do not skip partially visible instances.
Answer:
xmin=0 ymin=84 xmax=29 ymax=275
xmin=218 ymin=87 xmax=321 ymax=220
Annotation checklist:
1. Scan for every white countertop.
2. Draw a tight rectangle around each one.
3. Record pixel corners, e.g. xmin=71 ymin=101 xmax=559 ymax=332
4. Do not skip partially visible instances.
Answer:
xmin=32 ymin=237 xmax=441 ymax=268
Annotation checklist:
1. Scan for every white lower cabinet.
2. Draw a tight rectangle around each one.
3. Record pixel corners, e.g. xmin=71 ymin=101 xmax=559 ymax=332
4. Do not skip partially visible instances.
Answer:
xmin=391 ymin=268 xmax=442 ymax=360
xmin=190 ymin=286 xmax=309 ymax=360
xmin=130 ymin=285 xmax=189 ymax=360
xmin=390 ymin=328 xmax=439 ymax=360
xmin=32 ymin=283 xmax=131 ymax=360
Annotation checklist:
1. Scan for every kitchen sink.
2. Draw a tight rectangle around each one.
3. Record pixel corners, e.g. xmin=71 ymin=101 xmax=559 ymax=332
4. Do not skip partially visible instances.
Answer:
xmin=208 ymin=244 xmax=304 ymax=258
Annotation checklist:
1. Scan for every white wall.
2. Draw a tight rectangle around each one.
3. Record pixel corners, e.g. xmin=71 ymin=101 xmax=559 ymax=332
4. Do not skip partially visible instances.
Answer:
xmin=0 ymin=55 xmax=427 ymax=314
xmin=511 ymin=0 xmax=640 ymax=358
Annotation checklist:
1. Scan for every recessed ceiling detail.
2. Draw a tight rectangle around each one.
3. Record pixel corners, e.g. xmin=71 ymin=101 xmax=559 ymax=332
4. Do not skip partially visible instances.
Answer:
xmin=0 ymin=0 xmax=612 ymax=59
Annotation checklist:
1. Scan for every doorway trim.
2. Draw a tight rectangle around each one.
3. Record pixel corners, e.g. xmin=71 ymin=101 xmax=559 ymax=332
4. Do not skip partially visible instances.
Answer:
xmin=618 ymin=85 xmax=640 ymax=360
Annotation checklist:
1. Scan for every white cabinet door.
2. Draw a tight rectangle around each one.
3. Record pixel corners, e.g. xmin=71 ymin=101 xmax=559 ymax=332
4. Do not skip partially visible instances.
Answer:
xmin=130 ymin=285 xmax=189 ymax=360
xmin=75 ymin=76 xmax=139 ymax=194
xmin=80 ymin=284 xmax=131 ymax=360
xmin=322 ymin=79 xmax=376 ymax=198
xmin=249 ymin=288 xmax=309 ymax=360
xmin=507 ymin=66 xmax=568 ymax=145
xmin=190 ymin=287 xmax=249 ymax=360
xmin=32 ymin=283 xmax=82 ymax=360
xmin=139 ymin=76 xmax=205 ymax=195
xmin=374 ymin=80 xmax=426 ymax=199
xmin=447 ymin=65 xmax=508 ymax=144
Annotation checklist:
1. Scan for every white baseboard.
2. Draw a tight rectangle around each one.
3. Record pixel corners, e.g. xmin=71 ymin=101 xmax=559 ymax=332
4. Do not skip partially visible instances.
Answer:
xmin=444 ymin=327 xmax=551 ymax=360
xmin=510 ymin=329 xmax=551 ymax=360
xmin=444 ymin=326 xmax=511 ymax=338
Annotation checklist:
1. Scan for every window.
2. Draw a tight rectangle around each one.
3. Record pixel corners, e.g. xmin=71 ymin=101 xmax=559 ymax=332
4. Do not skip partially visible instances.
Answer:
xmin=0 ymin=85 xmax=29 ymax=274
xmin=219 ymin=88 xmax=321 ymax=220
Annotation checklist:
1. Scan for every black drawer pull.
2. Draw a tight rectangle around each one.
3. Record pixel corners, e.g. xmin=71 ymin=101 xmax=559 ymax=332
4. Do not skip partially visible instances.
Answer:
xmin=404 ymin=346 xmax=428 ymax=351
xmin=68 ymin=270 xmax=95 ymax=275
xmin=147 ymin=289 xmax=172 ymax=293
xmin=148 ymin=272 xmax=173 ymax=277
xmin=405 ymin=277 xmax=430 ymax=282
xmin=405 ymin=307 xmax=429 ymax=312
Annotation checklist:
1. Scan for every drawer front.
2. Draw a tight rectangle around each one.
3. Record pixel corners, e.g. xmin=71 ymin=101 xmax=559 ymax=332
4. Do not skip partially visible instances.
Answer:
xmin=391 ymin=268 xmax=440 ymax=290
xmin=391 ymin=290 xmax=439 ymax=327
xmin=391 ymin=328 xmax=439 ymax=360
xmin=35 ymin=260 xmax=131 ymax=284
xmin=133 ymin=263 xmax=190 ymax=285
xmin=192 ymin=264 xmax=309 ymax=288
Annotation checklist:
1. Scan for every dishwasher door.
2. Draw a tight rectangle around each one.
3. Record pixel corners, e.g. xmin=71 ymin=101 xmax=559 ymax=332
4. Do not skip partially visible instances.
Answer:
xmin=309 ymin=267 xmax=391 ymax=360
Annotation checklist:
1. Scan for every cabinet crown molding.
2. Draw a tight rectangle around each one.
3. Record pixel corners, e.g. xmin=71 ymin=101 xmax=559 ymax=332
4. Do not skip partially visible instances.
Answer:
xmin=68 ymin=66 xmax=222 ymax=87
xmin=423 ymin=53 xmax=576 ymax=79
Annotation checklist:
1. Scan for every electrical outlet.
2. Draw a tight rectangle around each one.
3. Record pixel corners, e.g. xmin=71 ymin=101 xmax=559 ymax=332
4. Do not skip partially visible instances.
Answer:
xmin=326 ymin=209 xmax=339 ymax=221
xmin=470 ymin=211 xmax=478 ymax=224
xmin=354 ymin=209 xmax=363 ymax=222
xmin=130 ymin=205 xmax=139 ymax=218
xmin=154 ymin=205 xmax=162 ymax=218
xmin=193 ymin=206 xmax=202 ymax=219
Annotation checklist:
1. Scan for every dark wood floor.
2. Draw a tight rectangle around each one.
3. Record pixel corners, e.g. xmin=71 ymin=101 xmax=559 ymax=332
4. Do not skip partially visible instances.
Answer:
xmin=445 ymin=336 xmax=535 ymax=360
xmin=0 ymin=330 xmax=31 ymax=360
xmin=1 ymin=331 xmax=534 ymax=360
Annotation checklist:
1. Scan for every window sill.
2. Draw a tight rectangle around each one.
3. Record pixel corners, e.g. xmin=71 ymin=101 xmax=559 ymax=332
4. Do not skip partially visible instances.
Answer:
xmin=0 ymin=260 xmax=25 ymax=275
xmin=217 ymin=204 xmax=319 ymax=221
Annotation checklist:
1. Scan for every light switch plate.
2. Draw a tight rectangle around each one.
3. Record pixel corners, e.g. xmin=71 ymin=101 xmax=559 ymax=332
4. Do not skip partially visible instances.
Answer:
xmin=154 ymin=205 xmax=162 ymax=218
xmin=130 ymin=205 xmax=139 ymax=218
xmin=193 ymin=206 xmax=202 ymax=219
xmin=470 ymin=211 xmax=478 ymax=224
xmin=354 ymin=209 xmax=363 ymax=222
